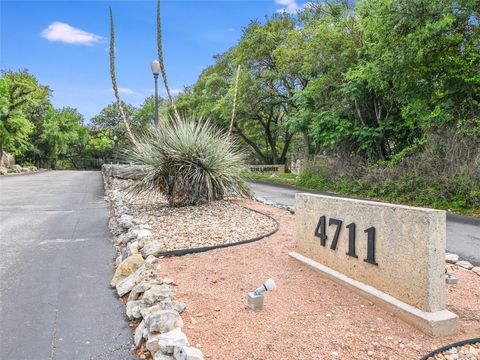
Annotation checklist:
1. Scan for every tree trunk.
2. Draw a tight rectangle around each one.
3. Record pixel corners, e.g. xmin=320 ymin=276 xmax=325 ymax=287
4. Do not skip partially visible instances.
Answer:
xmin=375 ymin=139 xmax=386 ymax=161
xmin=303 ymin=130 xmax=310 ymax=161
xmin=265 ymin=124 xmax=278 ymax=164
xmin=279 ymin=131 xmax=294 ymax=165
xmin=233 ymin=124 xmax=268 ymax=163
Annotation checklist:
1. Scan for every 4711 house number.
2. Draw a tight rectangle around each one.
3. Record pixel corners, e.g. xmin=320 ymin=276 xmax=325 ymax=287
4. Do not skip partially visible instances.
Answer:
xmin=314 ymin=216 xmax=378 ymax=265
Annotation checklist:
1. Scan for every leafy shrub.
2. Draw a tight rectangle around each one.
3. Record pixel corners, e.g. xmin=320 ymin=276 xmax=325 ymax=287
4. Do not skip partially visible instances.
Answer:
xmin=296 ymin=129 xmax=480 ymax=215
xmin=121 ymin=116 xmax=251 ymax=206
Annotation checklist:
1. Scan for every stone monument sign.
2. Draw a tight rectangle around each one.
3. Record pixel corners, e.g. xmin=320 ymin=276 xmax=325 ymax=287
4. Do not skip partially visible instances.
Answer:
xmin=291 ymin=193 xmax=458 ymax=336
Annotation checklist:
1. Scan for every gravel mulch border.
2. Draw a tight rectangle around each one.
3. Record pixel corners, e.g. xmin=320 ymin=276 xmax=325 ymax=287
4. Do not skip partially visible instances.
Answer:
xmin=420 ymin=338 xmax=480 ymax=360
xmin=152 ymin=205 xmax=279 ymax=257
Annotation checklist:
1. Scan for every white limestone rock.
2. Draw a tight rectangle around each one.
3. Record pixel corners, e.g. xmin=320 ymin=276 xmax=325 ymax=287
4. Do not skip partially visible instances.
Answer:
xmin=141 ymin=301 xmax=186 ymax=319
xmin=146 ymin=310 xmax=183 ymax=334
xmin=142 ymin=240 xmax=163 ymax=258
xmin=173 ymin=346 xmax=204 ymax=360
xmin=146 ymin=255 xmax=159 ymax=264
xmin=456 ymin=260 xmax=474 ymax=270
xmin=157 ymin=328 xmax=189 ymax=354
xmin=115 ymin=233 xmax=129 ymax=245
xmin=127 ymin=241 xmax=140 ymax=256
xmin=154 ymin=353 xmax=174 ymax=360
xmin=116 ymin=266 xmax=149 ymax=297
xmin=146 ymin=333 xmax=161 ymax=353
xmin=127 ymin=225 xmax=153 ymax=241
xmin=143 ymin=284 xmax=176 ymax=305
xmin=126 ymin=300 xmax=150 ymax=320
xmin=118 ymin=214 xmax=134 ymax=230
xmin=162 ymin=300 xmax=186 ymax=314
xmin=134 ymin=319 xmax=146 ymax=348
xmin=445 ymin=253 xmax=459 ymax=264
xmin=128 ymin=281 xmax=153 ymax=301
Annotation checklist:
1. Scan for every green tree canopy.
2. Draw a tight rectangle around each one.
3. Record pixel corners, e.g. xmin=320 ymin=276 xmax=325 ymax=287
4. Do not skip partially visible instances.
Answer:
xmin=0 ymin=70 xmax=52 ymax=159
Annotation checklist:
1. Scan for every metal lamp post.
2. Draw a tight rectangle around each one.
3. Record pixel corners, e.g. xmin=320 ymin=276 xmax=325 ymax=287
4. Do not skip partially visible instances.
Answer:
xmin=113 ymin=135 xmax=119 ymax=164
xmin=151 ymin=60 xmax=161 ymax=128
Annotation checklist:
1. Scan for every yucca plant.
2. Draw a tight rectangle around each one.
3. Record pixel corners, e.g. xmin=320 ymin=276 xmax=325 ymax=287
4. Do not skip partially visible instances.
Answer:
xmin=120 ymin=116 xmax=251 ymax=206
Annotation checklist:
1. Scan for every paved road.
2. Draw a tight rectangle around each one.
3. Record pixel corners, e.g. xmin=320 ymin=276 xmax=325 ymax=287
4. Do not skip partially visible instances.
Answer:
xmin=249 ymin=180 xmax=480 ymax=265
xmin=0 ymin=171 xmax=133 ymax=360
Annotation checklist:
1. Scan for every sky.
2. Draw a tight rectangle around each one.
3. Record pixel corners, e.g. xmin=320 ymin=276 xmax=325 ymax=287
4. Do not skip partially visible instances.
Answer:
xmin=1 ymin=0 xmax=306 ymax=121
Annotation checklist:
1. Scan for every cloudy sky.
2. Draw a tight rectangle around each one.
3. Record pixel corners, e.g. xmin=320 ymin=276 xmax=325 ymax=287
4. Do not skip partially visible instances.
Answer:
xmin=1 ymin=0 xmax=305 ymax=121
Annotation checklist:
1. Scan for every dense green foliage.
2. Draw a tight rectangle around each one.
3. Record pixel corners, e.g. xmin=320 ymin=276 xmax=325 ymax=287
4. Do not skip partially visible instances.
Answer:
xmin=0 ymin=71 xmax=101 ymax=167
xmin=0 ymin=71 xmax=49 ymax=160
xmin=0 ymin=71 xmax=162 ymax=168
xmin=178 ymin=0 xmax=479 ymax=164
xmin=177 ymin=0 xmax=479 ymax=214
xmin=121 ymin=117 xmax=250 ymax=206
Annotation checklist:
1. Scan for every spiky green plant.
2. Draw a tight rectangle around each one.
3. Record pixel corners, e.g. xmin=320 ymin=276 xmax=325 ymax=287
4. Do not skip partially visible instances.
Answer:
xmin=121 ymin=116 xmax=251 ymax=206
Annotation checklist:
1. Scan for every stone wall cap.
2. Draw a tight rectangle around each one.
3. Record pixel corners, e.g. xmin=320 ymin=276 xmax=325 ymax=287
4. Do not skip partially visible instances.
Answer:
xmin=295 ymin=192 xmax=445 ymax=214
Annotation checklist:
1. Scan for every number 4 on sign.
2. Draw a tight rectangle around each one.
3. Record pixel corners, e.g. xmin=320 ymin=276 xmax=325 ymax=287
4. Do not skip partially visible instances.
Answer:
xmin=314 ymin=215 xmax=378 ymax=266
xmin=314 ymin=215 xmax=327 ymax=246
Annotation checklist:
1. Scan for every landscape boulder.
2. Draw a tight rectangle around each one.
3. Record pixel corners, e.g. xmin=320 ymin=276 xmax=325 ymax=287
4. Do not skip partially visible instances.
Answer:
xmin=472 ymin=267 xmax=480 ymax=276
xmin=128 ymin=281 xmax=154 ymax=301
xmin=154 ymin=353 xmax=174 ymax=360
xmin=126 ymin=299 xmax=150 ymax=320
xmin=147 ymin=333 xmax=162 ymax=353
xmin=0 ymin=152 xmax=15 ymax=168
xmin=141 ymin=301 xmax=186 ymax=319
xmin=162 ymin=300 xmax=186 ymax=314
xmin=12 ymin=164 xmax=23 ymax=173
xmin=116 ymin=265 xmax=151 ymax=297
xmin=127 ymin=226 xmax=153 ymax=242
xmin=143 ymin=284 xmax=176 ymax=305
xmin=173 ymin=346 xmax=204 ymax=360
xmin=118 ymin=214 xmax=134 ymax=230
xmin=445 ymin=253 xmax=459 ymax=263
xmin=127 ymin=241 xmax=140 ymax=256
xmin=142 ymin=239 xmax=163 ymax=258
xmin=111 ymin=254 xmax=145 ymax=287
xmin=134 ymin=319 xmax=146 ymax=348
xmin=456 ymin=260 xmax=474 ymax=270
xmin=146 ymin=255 xmax=159 ymax=264
xmin=157 ymin=328 xmax=189 ymax=354
xmin=146 ymin=310 xmax=183 ymax=334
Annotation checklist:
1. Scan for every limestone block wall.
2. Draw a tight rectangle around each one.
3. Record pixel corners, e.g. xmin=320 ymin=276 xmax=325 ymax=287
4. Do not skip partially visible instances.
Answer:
xmin=295 ymin=193 xmax=447 ymax=312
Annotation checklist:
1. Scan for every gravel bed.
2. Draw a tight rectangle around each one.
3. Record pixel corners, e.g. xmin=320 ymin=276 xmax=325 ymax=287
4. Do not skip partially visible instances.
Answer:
xmin=116 ymin=179 xmax=277 ymax=252
xmin=156 ymin=199 xmax=480 ymax=360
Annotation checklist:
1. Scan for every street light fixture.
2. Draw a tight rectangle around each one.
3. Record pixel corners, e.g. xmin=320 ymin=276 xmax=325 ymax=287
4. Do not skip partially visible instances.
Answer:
xmin=151 ymin=60 xmax=161 ymax=128
xmin=113 ymin=135 xmax=119 ymax=164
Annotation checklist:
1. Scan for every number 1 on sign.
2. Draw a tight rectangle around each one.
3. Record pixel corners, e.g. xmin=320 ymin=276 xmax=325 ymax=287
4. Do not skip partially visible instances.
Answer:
xmin=364 ymin=227 xmax=378 ymax=265
xmin=314 ymin=216 xmax=378 ymax=265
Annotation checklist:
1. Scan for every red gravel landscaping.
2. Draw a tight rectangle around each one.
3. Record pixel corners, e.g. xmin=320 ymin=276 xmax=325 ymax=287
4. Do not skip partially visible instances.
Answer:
xmin=153 ymin=200 xmax=480 ymax=360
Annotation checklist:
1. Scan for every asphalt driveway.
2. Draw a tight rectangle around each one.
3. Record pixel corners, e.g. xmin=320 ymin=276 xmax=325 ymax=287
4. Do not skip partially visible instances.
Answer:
xmin=0 ymin=171 xmax=134 ymax=360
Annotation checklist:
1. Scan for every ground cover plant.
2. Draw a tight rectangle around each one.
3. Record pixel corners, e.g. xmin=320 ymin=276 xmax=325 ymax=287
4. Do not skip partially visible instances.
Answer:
xmin=121 ymin=116 xmax=251 ymax=206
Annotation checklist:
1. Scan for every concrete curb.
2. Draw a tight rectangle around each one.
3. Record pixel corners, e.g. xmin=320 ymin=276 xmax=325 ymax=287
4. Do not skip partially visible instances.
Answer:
xmin=290 ymin=251 xmax=459 ymax=337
